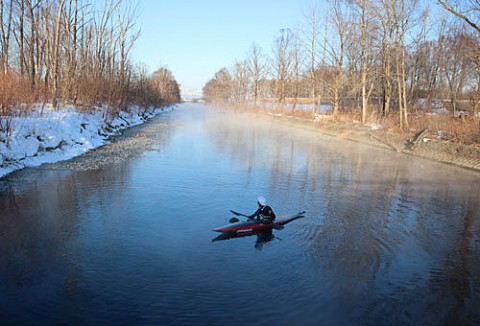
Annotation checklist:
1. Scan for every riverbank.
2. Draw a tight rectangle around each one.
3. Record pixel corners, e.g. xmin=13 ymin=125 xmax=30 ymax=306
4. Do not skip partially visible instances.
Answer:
xmin=0 ymin=105 xmax=174 ymax=179
xmin=258 ymin=112 xmax=480 ymax=173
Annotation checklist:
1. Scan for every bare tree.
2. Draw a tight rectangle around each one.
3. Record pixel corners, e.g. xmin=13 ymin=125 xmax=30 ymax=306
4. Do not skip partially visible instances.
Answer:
xmin=247 ymin=43 xmax=267 ymax=107
xmin=441 ymin=28 xmax=477 ymax=116
xmin=409 ymin=6 xmax=444 ymax=106
xmin=52 ymin=0 xmax=66 ymax=107
xmin=394 ymin=0 xmax=408 ymax=129
xmin=0 ymin=0 xmax=14 ymax=72
xmin=150 ymin=66 xmax=181 ymax=104
xmin=115 ymin=0 xmax=140 ymax=109
xmin=231 ymin=60 xmax=251 ymax=105
xmin=62 ymin=0 xmax=78 ymax=103
xmin=24 ymin=0 xmax=41 ymax=89
xmin=437 ymin=0 xmax=480 ymax=34
xmin=202 ymin=68 xmax=232 ymax=104
xmin=377 ymin=0 xmax=396 ymax=116
xmin=323 ymin=0 xmax=350 ymax=118
xmin=17 ymin=0 xmax=26 ymax=76
xmin=376 ymin=0 xmax=417 ymax=128
xmin=290 ymin=32 xmax=302 ymax=114
xmin=438 ymin=0 xmax=480 ymax=119
xmin=272 ymin=28 xmax=294 ymax=109
xmin=350 ymin=0 xmax=379 ymax=124
xmin=299 ymin=2 xmax=321 ymax=115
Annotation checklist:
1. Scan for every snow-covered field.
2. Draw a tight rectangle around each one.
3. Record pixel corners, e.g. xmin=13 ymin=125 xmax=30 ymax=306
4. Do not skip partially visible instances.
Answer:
xmin=0 ymin=105 xmax=173 ymax=179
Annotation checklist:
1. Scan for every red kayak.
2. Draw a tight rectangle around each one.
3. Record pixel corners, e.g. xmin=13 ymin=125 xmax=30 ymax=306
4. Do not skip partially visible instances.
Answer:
xmin=213 ymin=211 xmax=305 ymax=233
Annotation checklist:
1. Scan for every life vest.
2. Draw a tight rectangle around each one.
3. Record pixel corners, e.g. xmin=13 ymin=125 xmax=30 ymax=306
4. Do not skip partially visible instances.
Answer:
xmin=259 ymin=205 xmax=275 ymax=224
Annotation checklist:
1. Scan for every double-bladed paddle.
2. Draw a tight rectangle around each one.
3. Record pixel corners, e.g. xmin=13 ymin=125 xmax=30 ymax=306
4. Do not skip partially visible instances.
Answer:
xmin=229 ymin=210 xmax=250 ymax=218
xmin=229 ymin=210 xmax=284 ymax=230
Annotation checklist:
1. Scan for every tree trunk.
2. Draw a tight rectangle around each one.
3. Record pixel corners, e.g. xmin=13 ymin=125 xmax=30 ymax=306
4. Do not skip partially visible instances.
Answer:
xmin=53 ymin=0 xmax=67 ymax=108
xmin=19 ymin=0 xmax=25 ymax=76
xmin=27 ymin=0 xmax=37 ymax=89
xmin=360 ymin=0 xmax=369 ymax=124
xmin=0 ymin=0 xmax=13 ymax=73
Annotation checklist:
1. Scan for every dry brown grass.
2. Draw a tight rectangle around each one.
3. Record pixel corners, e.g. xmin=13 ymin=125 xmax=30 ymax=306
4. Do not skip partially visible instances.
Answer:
xmin=419 ymin=115 xmax=480 ymax=144
xmin=0 ymin=71 xmax=51 ymax=136
xmin=345 ymin=112 xmax=480 ymax=145
xmin=0 ymin=71 xmax=45 ymax=115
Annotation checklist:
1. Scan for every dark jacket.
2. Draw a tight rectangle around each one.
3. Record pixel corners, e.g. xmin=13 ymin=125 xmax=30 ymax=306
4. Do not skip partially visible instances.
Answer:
xmin=249 ymin=205 xmax=276 ymax=224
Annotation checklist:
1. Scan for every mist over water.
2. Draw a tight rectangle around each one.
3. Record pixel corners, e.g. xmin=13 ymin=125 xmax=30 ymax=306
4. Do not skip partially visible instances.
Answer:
xmin=1 ymin=103 xmax=479 ymax=325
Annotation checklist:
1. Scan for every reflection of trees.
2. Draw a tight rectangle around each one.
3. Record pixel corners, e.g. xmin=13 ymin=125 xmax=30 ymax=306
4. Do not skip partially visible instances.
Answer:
xmin=0 ymin=169 xmax=81 ymax=287
xmin=0 ymin=165 xmax=130 ymax=291
xmin=444 ymin=191 xmax=477 ymax=323
xmin=206 ymin=110 xmax=480 ymax=323
xmin=307 ymin=150 xmax=406 ymax=282
xmin=414 ymin=185 xmax=480 ymax=323
xmin=0 ymin=114 xmax=176 ymax=300
xmin=315 ymin=160 xmax=480 ymax=323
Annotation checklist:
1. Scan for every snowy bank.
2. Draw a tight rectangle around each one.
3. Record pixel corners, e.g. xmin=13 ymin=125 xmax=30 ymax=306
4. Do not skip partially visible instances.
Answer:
xmin=0 ymin=105 xmax=173 ymax=179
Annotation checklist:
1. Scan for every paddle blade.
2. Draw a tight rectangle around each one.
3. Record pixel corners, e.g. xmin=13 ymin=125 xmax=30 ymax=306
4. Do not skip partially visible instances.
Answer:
xmin=229 ymin=210 xmax=247 ymax=217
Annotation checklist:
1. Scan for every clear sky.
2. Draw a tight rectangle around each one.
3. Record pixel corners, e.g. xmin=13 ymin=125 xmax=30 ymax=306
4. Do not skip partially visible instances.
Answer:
xmin=132 ymin=0 xmax=312 ymax=94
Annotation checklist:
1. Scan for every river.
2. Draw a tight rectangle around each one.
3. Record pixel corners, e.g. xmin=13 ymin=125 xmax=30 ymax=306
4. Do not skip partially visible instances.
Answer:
xmin=1 ymin=103 xmax=479 ymax=325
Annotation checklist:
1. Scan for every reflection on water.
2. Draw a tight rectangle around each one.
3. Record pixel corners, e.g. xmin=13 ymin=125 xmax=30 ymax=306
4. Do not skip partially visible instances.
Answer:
xmin=212 ymin=230 xmax=276 ymax=251
xmin=0 ymin=165 xmax=128 ymax=286
xmin=205 ymin=108 xmax=480 ymax=324
xmin=1 ymin=103 xmax=480 ymax=325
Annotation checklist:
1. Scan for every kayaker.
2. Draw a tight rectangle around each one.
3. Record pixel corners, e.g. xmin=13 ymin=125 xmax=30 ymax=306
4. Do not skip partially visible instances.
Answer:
xmin=248 ymin=196 xmax=276 ymax=224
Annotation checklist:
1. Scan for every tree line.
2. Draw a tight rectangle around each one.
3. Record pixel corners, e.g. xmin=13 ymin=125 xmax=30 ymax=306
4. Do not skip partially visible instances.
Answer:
xmin=0 ymin=0 xmax=180 ymax=121
xmin=203 ymin=0 xmax=479 ymax=129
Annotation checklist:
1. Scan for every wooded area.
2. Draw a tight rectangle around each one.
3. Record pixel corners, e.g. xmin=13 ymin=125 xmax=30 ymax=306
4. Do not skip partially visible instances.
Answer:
xmin=203 ymin=0 xmax=480 ymax=140
xmin=0 ymin=0 xmax=180 ymax=123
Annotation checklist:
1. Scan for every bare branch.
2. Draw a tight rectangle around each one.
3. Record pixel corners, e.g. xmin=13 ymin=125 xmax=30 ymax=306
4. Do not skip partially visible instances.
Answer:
xmin=437 ymin=0 xmax=480 ymax=34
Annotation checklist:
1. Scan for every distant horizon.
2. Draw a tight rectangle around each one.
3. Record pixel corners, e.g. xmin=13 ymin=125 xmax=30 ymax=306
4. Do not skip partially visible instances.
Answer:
xmin=180 ymin=85 xmax=203 ymax=99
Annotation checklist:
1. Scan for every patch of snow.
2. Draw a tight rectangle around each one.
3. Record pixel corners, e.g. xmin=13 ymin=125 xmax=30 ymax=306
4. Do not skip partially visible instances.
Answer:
xmin=437 ymin=130 xmax=448 ymax=139
xmin=314 ymin=114 xmax=333 ymax=121
xmin=454 ymin=110 xmax=469 ymax=118
xmin=416 ymin=99 xmax=450 ymax=116
xmin=432 ymin=108 xmax=449 ymax=116
xmin=366 ymin=123 xmax=384 ymax=130
xmin=0 ymin=105 xmax=174 ymax=179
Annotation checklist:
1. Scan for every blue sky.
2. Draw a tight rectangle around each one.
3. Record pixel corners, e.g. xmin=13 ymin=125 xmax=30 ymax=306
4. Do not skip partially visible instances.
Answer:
xmin=132 ymin=0 xmax=312 ymax=93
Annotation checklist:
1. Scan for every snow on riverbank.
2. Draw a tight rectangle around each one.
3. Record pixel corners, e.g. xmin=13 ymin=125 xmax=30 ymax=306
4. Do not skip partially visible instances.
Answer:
xmin=0 ymin=105 xmax=173 ymax=179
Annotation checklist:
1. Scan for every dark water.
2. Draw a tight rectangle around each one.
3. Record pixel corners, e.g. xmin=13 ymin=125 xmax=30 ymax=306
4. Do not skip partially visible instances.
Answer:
xmin=1 ymin=103 xmax=480 ymax=325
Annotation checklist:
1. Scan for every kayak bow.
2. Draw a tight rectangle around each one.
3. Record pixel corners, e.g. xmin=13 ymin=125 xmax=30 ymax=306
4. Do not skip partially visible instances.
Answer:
xmin=213 ymin=211 xmax=305 ymax=233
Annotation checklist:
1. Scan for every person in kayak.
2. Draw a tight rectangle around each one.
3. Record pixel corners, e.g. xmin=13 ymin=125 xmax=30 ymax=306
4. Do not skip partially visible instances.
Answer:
xmin=248 ymin=196 xmax=276 ymax=224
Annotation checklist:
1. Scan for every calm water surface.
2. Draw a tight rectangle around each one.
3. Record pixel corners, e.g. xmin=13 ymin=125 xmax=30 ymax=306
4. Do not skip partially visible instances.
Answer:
xmin=1 ymin=103 xmax=480 ymax=325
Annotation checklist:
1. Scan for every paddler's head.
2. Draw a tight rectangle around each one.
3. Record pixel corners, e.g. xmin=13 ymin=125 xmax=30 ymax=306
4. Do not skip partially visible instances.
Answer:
xmin=257 ymin=196 xmax=267 ymax=207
